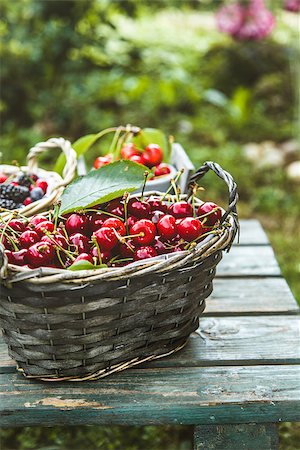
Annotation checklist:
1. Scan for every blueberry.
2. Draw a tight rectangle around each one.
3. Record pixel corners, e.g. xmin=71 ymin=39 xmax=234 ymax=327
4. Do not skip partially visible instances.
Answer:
xmin=30 ymin=187 xmax=44 ymax=201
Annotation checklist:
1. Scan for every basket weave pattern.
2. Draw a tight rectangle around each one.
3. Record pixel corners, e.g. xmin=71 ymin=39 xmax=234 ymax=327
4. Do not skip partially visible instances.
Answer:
xmin=0 ymin=161 xmax=238 ymax=381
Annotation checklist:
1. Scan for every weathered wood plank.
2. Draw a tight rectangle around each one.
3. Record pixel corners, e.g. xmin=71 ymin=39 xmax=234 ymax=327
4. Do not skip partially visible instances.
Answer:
xmin=0 ymin=365 xmax=299 ymax=427
xmin=235 ymin=220 xmax=269 ymax=246
xmin=217 ymin=246 xmax=280 ymax=277
xmin=1 ymin=315 xmax=299 ymax=373
xmin=194 ymin=424 xmax=278 ymax=450
xmin=205 ymin=278 xmax=299 ymax=315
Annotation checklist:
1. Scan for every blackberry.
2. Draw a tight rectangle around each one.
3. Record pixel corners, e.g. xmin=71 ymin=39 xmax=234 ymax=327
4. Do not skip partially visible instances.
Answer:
xmin=0 ymin=184 xmax=29 ymax=202
xmin=0 ymin=198 xmax=18 ymax=210
xmin=15 ymin=172 xmax=33 ymax=188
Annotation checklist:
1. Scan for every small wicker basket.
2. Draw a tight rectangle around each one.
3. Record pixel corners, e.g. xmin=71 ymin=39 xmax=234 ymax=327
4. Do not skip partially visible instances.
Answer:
xmin=0 ymin=161 xmax=238 ymax=382
xmin=0 ymin=138 xmax=77 ymax=220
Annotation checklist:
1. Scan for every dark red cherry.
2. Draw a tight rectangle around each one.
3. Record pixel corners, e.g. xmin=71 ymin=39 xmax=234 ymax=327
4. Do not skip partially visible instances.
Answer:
xmin=154 ymin=163 xmax=171 ymax=177
xmin=141 ymin=144 xmax=163 ymax=168
xmin=177 ymin=217 xmax=203 ymax=242
xmin=157 ymin=215 xmax=177 ymax=240
xmin=153 ymin=238 xmax=169 ymax=255
xmin=197 ymin=202 xmax=222 ymax=226
xmin=120 ymin=143 xmax=140 ymax=160
xmin=133 ymin=246 xmax=158 ymax=261
xmin=19 ymin=230 xmax=39 ymax=248
xmin=88 ymin=213 xmax=107 ymax=233
xmin=93 ymin=227 xmax=119 ymax=251
xmin=119 ymin=240 xmax=135 ymax=258
xmin=8 ymin=249 xmax=28 ymax=266
xmin=168 ymin=201 xmax=193 ymax=219
xmin=26 ymin=242 xmax=55 ymax=268
xmin=69 ymin=233 xmax=90 ymax=253
xmin=102 ymin=218 xmax=126 ymax=236
xmin=130 ymin=219 xmax=156 ymax=246
xmin=106 ymin=199 xmax=124 ymax=218
xmin=128 ymin=198 xmax=151 ymax=219
xmin=127 ymin=215 xmax=137 ymax=229
xmin=29 ymin=215 xmax=48 ymax=226
xmin=41 ymin=233 xmax=68 ymax=249
xmin=34 ymin=220 xmax=55 ymax=236
xmin=91 ymin=246 xmax=111 ymax=264
xmin=147 ymin=199 xmax=168 ymax=213
xmin=151 ymin=210 xmax=165 ymax=224
xmin=65 ymin=214 xmax=89 ymax=235
xmin=8 ymin=219 xmax=26 ymax=233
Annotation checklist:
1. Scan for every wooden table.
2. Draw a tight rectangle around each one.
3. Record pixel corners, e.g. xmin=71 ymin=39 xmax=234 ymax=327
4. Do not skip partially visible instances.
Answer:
xmin=1 ymin=220 xmax=300 ymax=449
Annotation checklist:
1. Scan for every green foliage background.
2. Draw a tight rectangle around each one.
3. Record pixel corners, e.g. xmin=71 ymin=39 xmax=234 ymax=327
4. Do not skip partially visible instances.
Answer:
xmin=0 ymin=1 xmax=299 ymax=449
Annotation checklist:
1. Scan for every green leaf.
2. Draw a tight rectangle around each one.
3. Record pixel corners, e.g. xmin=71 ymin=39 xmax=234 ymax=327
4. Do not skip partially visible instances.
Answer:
xmin=68 ymin=260 xmax=108 ymax=271
xmin=131 ymin=128 xmax=171 ymax=162
xmin=54 ymin=130 xmax=115 ymax=175
xmin=59 ymin=160 xmax=147 ymax=214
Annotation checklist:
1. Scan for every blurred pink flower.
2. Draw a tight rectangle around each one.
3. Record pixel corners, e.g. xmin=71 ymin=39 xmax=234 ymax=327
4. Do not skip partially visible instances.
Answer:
xmin=283 ymin=0 xmax=300 ymax=12
xmin=216 ymin=3 xmax=245 ymax=35
xmin=216 ymin=0 xmax=276 ymax=41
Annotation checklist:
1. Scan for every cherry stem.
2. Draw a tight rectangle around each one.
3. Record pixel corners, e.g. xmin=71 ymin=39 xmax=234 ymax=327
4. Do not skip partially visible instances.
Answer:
xmin=197 ymin=207 xmax=222 ymax=220
xmin=91 ymin=236 xmax=102 ymax=265
xmin=123 ymin=193 xmax=129 ymax=235
xmin=140 ymin=171 xmax=149 ymax=201
xmin=84 ymin=209 xmax=125 ymax=221
xmin=56 ymin=249 xmax=67 ymax=269
xmin=109 ymin=126 xmax=123 ymax=159
xmin=43 ymin=231 xmax=75 ymax=261
xmin=53 ymin=204 xmax=59 ymax=231
xmin=6 ymin=234 xmax=19 ymax=252
xmin=161 ymin=169 xmax=184 ymax=201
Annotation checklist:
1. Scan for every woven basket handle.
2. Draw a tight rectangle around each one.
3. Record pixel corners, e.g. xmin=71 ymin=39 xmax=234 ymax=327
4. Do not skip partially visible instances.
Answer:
xmin=188 ymin=161 xmax=238 ymax=225
xmin=27 ymin=138 xmax=77 ymax=187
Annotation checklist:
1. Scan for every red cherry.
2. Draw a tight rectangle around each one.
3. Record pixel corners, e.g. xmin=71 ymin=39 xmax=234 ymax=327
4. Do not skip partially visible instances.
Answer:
xmin=41 ymin=233 xmax=68 ymax=249
xmin=106 ymin=199 xmax=124 ymax=218
xmin=127 ymin=215 xmax=137 ymax=228
xmin=29 ymin=215 xmax=48 ymax=226
xmin=93 ymin=227 xmax=119 ymax=251
xmin=141 ymin=144 xmax=163 ymax=168
xmin=23 ymin=197 xmax=32 ymax=206
xmin=153 ymin=238 xmax=169 ymax=255
xmin=35 ymin=179 xmax=48 ymax=194
xmin=147 ymin=199 xmax=168 ymax=213
xmin=26 ymin=242 xmax=55 ymax=268
xmin=93 ymin=153 xmax=113 ymax=169
xmin=4 ymin=250 xmax=14 ymax=264
xmin=154 ymin=163 xmax=171 ymax=177
xmin=157 ymin=215 xmax=177 ymax=240
xmin=130 ymin=219 xmax=156 ymax=246
xmin=8 ymin=219 xmax=26 ymax=233
xmin=120 ymin=143 xmax=140 ymax=160
xmin=19 ymin=230 xmax=39 ymax=248
xmin=1 ymin=235 xmax=14 ymax=250
xmin=129 ymin=154 xmax=145 ymax=165
xmin=168 ymin=201 xmax=193 ymax=219
xmin=34 ymin=220 xmax=55 ymax=236
xmin=102 ymin=218 xmax=126 ymax=236
xmin=73 ymin=253 xmax=93 ymax=264
xmin=128 ymin=198 xmax=151 ymax=219
xmin=177 ymin=217 xmax=203 ymax=242
xmin=133 ymin=246 xmax=158 ymax=261
xmin=0 ymin=173 xmax=7 ymax=183
xmin=91 ymin=246 xmax=110 ymax=263
xmin=65 ymin=214 xmax=89 ymax=235
xmin=7 ymin=249 xmax=28 ymax=266
xmin=69 ymin=233 xmax=90 ymax=253
xmin=119 ymin=240 xmax=135 ymax=258
xmin=197 ymin=202 xmax=222 ymax=226
xmin=88 ymin=213 xmax=107 ymax=233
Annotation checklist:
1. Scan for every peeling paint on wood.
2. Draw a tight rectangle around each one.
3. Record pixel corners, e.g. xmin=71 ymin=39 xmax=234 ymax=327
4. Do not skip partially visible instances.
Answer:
xmin=23 ymin=397 xmax=111 ymax=410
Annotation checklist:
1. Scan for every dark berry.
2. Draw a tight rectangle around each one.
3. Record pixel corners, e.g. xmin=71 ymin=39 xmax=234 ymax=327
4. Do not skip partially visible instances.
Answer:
xmin=30 ymin=187 xmax=44 ymax=201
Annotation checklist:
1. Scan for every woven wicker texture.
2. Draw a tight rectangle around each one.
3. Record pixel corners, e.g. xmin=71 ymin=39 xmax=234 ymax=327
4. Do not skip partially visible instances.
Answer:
xmin=0 ymin=137 xmax=77 ymax=220
xmin=0 ymin=161 xmax=238 ymax=381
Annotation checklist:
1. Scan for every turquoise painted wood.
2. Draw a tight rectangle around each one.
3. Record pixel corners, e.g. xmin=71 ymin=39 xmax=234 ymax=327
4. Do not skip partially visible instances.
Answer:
xmin=194 ymin=424 xmax=279 ymax=450
xmin=0 ymin=219 xmax=299 ymax=450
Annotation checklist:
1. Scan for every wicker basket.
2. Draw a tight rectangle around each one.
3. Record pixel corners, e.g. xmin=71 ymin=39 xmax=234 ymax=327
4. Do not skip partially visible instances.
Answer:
xmin=0 ymin=161 xmax=238 ymax=381
xmin=0 ymin=138 xmax=77 ymax=220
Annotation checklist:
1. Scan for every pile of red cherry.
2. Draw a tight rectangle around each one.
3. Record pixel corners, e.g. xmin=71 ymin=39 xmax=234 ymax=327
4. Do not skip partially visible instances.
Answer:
xmin=94 ymin=143 xmax=171 ymax=178
xmin=1 ymin=196 xmax=222 ymax=269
